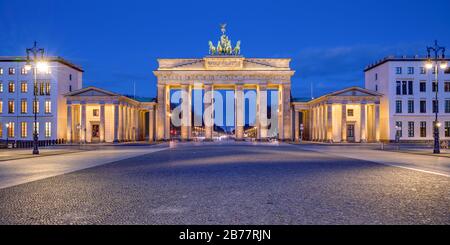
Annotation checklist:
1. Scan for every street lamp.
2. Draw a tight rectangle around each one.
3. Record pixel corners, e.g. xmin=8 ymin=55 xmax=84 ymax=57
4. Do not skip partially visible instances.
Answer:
xmin=5 ymin=123 xmax=10 ymax=147
xmin=25 ymin=41 xmax=48 ymax=155
xmin=425 ymin=40 xmax=447 ymax=154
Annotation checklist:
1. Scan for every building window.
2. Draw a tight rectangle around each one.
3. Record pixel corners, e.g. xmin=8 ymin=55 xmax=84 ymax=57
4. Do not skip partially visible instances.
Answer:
xmin=420 ymin=81 xmax=426 ymax=92
xmin=396 ymin=121 xmax=403 ymax=138
xmin=420 ymin=67 xmax=426 ymax=74
xmin=445 ymin=82 xmax=450 ymax=92
xmin=396 ymin=81 xmax=401 ymax=95
xmin=420 ymin=121 xmax=426 ymax=137
xmin=45 ymin=122 xmax=51 ymax=138
xmin=0 ymin=68 xmax=3 ymax=75
xmin=33 ymin=99 xmax=39 ymax=114
xmin=8 ymin=68 xmax=15 ymax=75
xmin=433 ymin=100 xmax=439 ymax=113
xmin=8 ymin=100 xmax=14 ymax=113
xmin=408 ymin=81 xmax=413 ymax=95
xmin=0 ymin=124 xmax=2 ymax=138
xmin=347 ymin=109 xmax=354 ymax=117
xmin=21 ymin=122 xmax=27 ymax=138
xmin=39 ymin=83 xmax=45 ymax=95
xmin=420 ymin=100 xmax=426 ymax=113
xmin=408 ymin=100 xmax=414 ymax=113
xmin=396 ymin=100 xmax=402 ymax=113
xmin=432 ymin=81 xmax=438 ymax=92
xmin=21 ymin=99 xmax=27 ymax=114
xmin=21 ymin=67 xmax=28 ymax=75
xmin=446 ymin=100 xmax=450 ymax=113
xmin=407 ymin=67 xmax=414 ymax=74
xmin=445 ymin=67 xmax=450 ymax=74
xmin=396 ymin=67 xmax=402 ymax=74
xmin=446 ymin=122 xmax=450 ymax=137
xmin=8 ymin=81 xmax=15 ymax=93
xmin=0 ymin=100 xmax=2 ymax=114
xmin=69 ymin=74 xmax=72 ymax=81
xmin=375 ymin=73 xmax=378 ymax=80
xmin=45 ymin=100 xmax=51 ymax=114
xmin=33 ymin=122 xmax=39 ymax=135
xmin=93 ymin=109 xmax=99 ymax=117
xmin=7 ymin=122 xmax=15 ymax=138
xmin=0 ymin=82 xmax=3 ymax=92
xmin=402 ymin=81 xmax=407 ymax=95
xmin=408 ymin=122 xmax=414 ymax=137
xmin=21 ymin=81 xmax=27 ymax=93
xmin=375 ymin=85 xmax=378 ymax=91
xmin=45 ymin=82 xmax=51 ymax=95
xmin=69 ymin=85 xmax=72 ymax=92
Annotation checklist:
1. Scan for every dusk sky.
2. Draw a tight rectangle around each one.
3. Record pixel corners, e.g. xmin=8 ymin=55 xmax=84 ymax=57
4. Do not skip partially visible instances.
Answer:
xmin=1 ymin=0 xmax=450 ymax=99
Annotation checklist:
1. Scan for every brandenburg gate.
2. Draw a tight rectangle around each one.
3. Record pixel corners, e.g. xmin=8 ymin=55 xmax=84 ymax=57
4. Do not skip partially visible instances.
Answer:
xmin=153 ymin=25 xmax=295 ymax=141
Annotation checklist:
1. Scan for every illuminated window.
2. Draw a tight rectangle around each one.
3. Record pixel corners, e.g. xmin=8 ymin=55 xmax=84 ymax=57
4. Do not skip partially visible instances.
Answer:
xmin=33 ymin=99 xmax=39 ymax=114
xmin=21 ymin=67 xmax=28 ymax=75
xmin=45 ymin=82 xmax=51 ymax=95
xmin=33 ymin=122 xmax=39 ymax=135
xmin=0 ymin=68 xmax=3 ymax=75
xmin=21 ymin=122 xmax=27 ymax=138
xmin=45 ymin=100 xmax=51 ymax=114
xmin=0 ymin=100 xmax=2 ymax=113
xmin=7 ymin=122 xmax=14 ymax=138
xmin=45 ymin=122 xmax=51 ymax=138
xmin=40 ymin=83 xmax=45 ymax=95
xmin=21 ymin=82 xmax=27 ymax=93
xmin=21 ymin=99 xmax=27 ymax=114
xmin=8 ymin=81 xmax=14 ymax=93
xmin=8 ymin=100 xmax=14 ymax=113
xmin=8 ymin=68 xmax=15 ymax=75
xmin=93 ymin=109 xmax=99 ymax=117
xmin=408 ymin=121 xmax=414 ymax=137
xmin=347 ymin=109 xmax=354 ymax=117
xmin=0 ymin=124 xmax=2 ymax=137
xmin=446 ymin=122 xmax=450 ymax=137
xmin=0 ymin=82 xmax=3 ymax=92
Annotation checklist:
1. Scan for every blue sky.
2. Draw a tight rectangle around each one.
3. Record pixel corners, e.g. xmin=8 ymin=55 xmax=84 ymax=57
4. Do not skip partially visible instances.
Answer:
xmin=1 ymin=0 xmax=450 ymax=99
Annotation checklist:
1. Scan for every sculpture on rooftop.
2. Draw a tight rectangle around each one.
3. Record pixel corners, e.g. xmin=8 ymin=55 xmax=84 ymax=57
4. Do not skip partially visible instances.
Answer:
xmin=209 ymin=24 xmax=241 ymax=56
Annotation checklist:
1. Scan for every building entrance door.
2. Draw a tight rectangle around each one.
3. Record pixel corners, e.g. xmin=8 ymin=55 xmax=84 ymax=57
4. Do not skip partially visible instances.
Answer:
xmin=91 ymin=124 xmax=100 ymax=143
xmin=347 ymin=124 xmax=355 ymax=142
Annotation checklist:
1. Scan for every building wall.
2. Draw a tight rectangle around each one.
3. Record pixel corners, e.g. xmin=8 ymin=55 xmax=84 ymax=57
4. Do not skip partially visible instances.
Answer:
xmin=0 ymin=59 xmax=82 ymax=141
xmin=365 ymin=58 xmax=450 ymax=141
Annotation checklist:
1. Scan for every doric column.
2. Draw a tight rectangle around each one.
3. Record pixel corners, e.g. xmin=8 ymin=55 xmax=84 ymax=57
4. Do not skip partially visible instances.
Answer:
xmin=360 ymin=102 xmax=367 ymax=142
xmin=375 ymin=102 xmax=380 ymax=142
xmin=257 ymin=84 xmax=268 ymax=140
xmin=120 ymin=104 xmax=125 ymax=141
xmin=327 ymin=103 xmax=333 ymax=142
xmin=80 ymin=102 xmax=86 ymax=143
xmin=148 ymin=108 xmax=154 ymax=142
xmin=341 ymin=103 xmax=347 ymax=142
xmin=312 ymin=106 xmax=316 ymax=140
xmin=100 ymin=103 xmax=105 ymax=142
xmin=134 ymin=107 xmax=138 ymax=141
xmin=294 ymin=109 xmax=300 ymax=142
xmin=235 ymin=84 xmax=244 ymax=140
xmin=181 ymin=84 xmax=189 ymax=141
xmin=156 ymin=84 xmax=166 ymax=141
xmin=66 ymin=103 xmax=72 ymax=143
xmin=278 ymin=85 xmax=284 ymax=140
xmin=113 ymin=102 xmax=119 ymax=143
xmin=204 ymin=84 xmax=213 ymax=141
xmin=318 ymin=105 xmax=323 ymax=141
xmin=282 ymin=84 xmax=292 ymax=140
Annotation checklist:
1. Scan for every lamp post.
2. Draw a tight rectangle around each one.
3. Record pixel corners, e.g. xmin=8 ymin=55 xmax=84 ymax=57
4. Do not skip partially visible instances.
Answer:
xmin=425 ymin=40 xmax=448 ymax=154
xmin=24 ymin=42 xmax=48 ymax=155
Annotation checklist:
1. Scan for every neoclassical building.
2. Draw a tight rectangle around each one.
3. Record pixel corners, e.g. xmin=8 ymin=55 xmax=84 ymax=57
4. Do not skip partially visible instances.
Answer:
xmin=62 ymin=26 xmax=382 ymax=143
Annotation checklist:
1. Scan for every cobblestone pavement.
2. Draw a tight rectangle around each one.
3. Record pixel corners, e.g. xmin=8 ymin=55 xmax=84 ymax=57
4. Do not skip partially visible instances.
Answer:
xmin=0 ymin=142 xmax=448 ymax=224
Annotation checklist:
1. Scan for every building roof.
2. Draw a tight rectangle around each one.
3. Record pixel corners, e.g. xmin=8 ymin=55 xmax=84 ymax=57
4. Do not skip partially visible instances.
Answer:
xmin=364 ymin=55 xmax=450 ymax=72
xmin=0 ymin=56 xmax=84 ymax=72
xmin=64 ymin=86 xmax=156 ymax=105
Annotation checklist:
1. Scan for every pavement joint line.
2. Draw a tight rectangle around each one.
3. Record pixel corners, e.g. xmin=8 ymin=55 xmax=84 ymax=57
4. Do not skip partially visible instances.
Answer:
xmin=294 ymin=145 xmax=450 ymax=178
xmin=0 ymin=150 xmax=93 ymax=162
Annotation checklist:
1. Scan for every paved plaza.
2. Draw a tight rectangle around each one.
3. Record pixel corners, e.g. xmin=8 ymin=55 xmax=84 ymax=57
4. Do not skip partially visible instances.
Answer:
xmin=0 ymin=142 xmax=449 ymax=225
